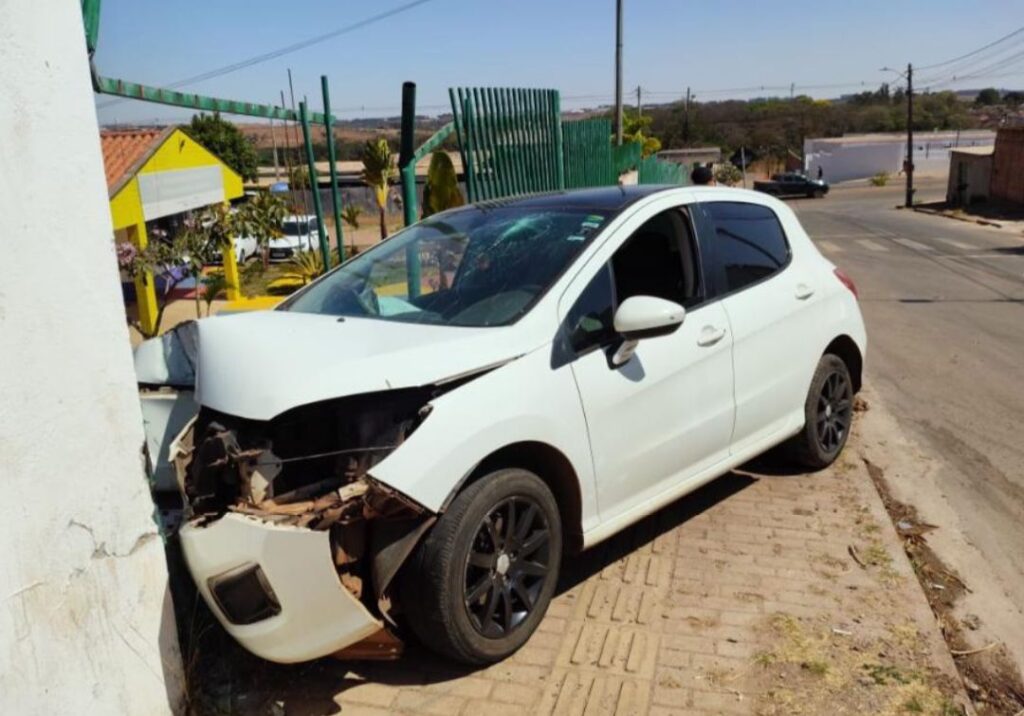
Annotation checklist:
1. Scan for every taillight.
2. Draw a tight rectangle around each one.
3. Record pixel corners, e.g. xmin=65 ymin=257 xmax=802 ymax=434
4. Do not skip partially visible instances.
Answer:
xmin=834 ymin=268 xmax=858 ymax=299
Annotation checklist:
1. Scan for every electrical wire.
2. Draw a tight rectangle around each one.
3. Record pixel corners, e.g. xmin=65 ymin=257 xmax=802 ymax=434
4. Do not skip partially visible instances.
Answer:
xmin=916 ymin=25 xmax=1024 ymax=70
xmin=96 ymin=0 xmax=437 ymax=109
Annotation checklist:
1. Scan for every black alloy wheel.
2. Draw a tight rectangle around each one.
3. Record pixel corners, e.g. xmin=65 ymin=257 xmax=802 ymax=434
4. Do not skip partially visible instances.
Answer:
xmin=789 ymin=353 xmax=855 ymax=469
xmin=464 ymin=497 xmax=552 ymax=638
xmin=399 ymin=468 xmax=562 ymax=664
xmin=816 ymin=369 xmax=852 ymax=454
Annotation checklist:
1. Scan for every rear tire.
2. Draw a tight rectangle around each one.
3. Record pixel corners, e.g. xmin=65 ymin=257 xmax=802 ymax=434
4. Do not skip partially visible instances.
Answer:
xmin=790 ymin=354 xmax=854 ymax=469
xmin=399 ymin=469 xmax=562 ymax=664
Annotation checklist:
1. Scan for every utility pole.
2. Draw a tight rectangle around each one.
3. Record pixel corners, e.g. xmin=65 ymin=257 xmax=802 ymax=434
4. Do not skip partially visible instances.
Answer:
xmin=683 ymin=86 xmax=692 ymax=145
xmin=614 ymin=0 xmax=623 ymax=145
xmin=637 ymin=85 xmax=642 ymax=118
xmin=269 ymin=115 xmax=281 ymax=180
xmin=905 ymin=62 xmax=914 ymax=208
xmin=287 ymin=69 xmax=312 ymax=217
xmin=790 ymin=82 xmax=795 ymax=100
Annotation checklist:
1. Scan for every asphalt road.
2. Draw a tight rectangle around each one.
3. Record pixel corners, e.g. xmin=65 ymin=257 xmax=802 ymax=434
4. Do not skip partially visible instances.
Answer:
xmin=789 ymin=176 xmax=1024 ymax=666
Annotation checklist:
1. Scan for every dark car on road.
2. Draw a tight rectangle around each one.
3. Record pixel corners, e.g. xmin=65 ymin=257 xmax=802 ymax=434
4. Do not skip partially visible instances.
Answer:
xmin=754 ymin=172 xmax=829 ymax=199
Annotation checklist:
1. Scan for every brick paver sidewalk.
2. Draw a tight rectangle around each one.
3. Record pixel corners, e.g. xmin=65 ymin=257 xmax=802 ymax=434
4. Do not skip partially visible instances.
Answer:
xmin=202 ymin=423 xmax=968 ymax=715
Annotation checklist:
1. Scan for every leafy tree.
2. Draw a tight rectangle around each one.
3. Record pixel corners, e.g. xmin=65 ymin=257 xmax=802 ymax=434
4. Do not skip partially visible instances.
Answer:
xmin=975 ymin=87 xmax=1001 ymax=106
xmin=234 ymin=192 xmax=288 ymax=268
xmin=123 ymin=212 xmax=221 ymax=335
xmin=421 ymin=151 xmax=465 ymax=218
xmin=361 ymin=138 xmax=397 ymax=240
xmin=1003 ymin=91 xmax=1024 ymax=108
xmin=184 ymin=113 xmax=258 ymax=181
xmin=621 ymin=109 xmax=662 ymax=157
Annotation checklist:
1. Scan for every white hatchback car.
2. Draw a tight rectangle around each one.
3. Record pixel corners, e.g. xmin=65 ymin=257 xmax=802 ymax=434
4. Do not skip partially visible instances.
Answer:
xmin=267 ymin=214 xmax=320 ymax=261
xmin=148 ymin=185 xmax=866 ymax=666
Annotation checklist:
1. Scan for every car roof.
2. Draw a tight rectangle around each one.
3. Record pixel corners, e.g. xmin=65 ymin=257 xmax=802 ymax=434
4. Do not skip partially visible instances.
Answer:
xmin=474 ymin=184 xmax=672 ymax=212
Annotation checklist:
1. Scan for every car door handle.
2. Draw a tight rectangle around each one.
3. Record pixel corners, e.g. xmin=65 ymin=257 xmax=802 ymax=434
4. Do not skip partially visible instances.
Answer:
xmin=795 ymin=283 xmax=815 ymax=300
xmin=697 ymin=325 xmax=727 ymax=347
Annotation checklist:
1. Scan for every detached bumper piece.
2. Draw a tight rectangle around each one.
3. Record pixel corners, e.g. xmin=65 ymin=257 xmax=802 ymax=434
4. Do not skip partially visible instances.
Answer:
xmin=208 ymin=563 xmax=280 ymax=626
xmin=180 ymin=513 xmax=382 ymax=664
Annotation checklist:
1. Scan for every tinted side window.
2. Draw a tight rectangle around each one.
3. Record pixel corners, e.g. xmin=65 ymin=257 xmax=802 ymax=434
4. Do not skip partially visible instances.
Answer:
xmin=704 ymin=201 xmax=790 ymax=293
xmin=564 ymin=208 xmax=701 ymax=355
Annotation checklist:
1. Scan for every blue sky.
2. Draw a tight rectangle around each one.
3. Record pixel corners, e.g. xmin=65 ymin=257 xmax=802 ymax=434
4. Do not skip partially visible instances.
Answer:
xmin=94 ymin=0 xmax=1024 ymax=124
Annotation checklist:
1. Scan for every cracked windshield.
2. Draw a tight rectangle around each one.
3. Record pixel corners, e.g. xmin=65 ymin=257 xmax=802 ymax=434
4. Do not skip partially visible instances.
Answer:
xmin=284 ymin=207 xmax=608 ymax=326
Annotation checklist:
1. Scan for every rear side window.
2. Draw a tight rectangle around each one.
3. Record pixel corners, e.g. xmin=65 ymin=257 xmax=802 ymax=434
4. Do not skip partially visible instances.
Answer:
xmin=703 ymin=201 xmax=790 ymax=293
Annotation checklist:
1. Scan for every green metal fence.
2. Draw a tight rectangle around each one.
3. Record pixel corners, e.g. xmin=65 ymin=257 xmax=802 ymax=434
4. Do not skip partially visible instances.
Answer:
xmin=562 ymin=118 xmax=616 ymax=188
xmin=401 ymin=86 xmax=689 ymax=227
xmin=638 ymin=154 xmax=689 ymax=185
xmin=448 ymin=87 xmax=565 ymax=201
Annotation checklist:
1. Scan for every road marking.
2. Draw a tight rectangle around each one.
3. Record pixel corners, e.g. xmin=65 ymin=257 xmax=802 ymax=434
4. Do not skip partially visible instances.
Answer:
xmin=934 ymin=237 xmax=974 ymax=251
xmin=818 ymin=240 xmax=842 ymax=253
xmin=856 ymin=239 xmax=889 ymax=252
xmin=893 ymin=238 xmax=935 ymax=252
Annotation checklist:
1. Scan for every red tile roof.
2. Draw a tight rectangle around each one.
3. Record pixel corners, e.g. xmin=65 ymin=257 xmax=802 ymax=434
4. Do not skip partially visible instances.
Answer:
xmin=100 ymin=127 xmax=173 ymax=195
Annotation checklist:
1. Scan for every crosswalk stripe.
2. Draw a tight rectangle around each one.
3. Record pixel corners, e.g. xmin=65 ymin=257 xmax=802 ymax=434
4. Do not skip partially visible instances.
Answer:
xmin=893 ymin=238 xmax=934 ymax=252
xmin=934 ymin=237 xmax=974 ymax=250
xmin=856 ymin=239 xmax=889 ymax=252
xmin=818 ymin=240 xmax=842 ymax=253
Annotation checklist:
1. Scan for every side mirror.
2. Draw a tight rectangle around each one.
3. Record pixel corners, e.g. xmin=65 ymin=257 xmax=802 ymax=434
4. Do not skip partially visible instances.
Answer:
xmin=610 ymin=296 xmax=686 ymax=366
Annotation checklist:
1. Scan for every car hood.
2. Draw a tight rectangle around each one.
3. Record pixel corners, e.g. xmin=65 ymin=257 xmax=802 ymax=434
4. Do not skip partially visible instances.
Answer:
xmin=195 ymin=310 xmax=539 ymax=420
xmin=269 ymin=235 xmax=307 ymax=248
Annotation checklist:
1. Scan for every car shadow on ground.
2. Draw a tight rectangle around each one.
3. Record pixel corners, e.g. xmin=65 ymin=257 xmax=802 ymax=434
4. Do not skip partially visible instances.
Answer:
xmin=188 ymin=458 xmax=806 ymax=715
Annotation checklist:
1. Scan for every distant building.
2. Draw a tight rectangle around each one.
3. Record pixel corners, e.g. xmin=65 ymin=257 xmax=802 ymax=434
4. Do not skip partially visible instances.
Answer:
xmin=946 ymin=146 xmax=994 ymax=206
xmin=804 ymin=130 xmax=996 ymax=182
xmin=990 ymin=127 xmax=1024 ymax=204
xmin=657 ymin=147 xmax=722 ymax=167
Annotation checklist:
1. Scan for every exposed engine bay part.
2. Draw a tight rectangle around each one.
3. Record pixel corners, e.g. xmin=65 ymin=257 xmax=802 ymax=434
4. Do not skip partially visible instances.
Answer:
xmin=176 ymin=387 xmax=437 ymax=519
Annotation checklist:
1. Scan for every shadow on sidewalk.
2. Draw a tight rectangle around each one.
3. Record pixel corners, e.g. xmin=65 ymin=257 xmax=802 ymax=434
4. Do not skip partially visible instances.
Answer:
xmin=184 ymin=459 xmax=817 ymax=714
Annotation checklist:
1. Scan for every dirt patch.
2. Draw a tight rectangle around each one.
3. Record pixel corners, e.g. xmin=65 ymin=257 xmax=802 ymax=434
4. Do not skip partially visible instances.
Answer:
xmin=750 ymin=612 xmax=961 ymax=716
xmin=864 ymin=458 xmax=1024 ymax=715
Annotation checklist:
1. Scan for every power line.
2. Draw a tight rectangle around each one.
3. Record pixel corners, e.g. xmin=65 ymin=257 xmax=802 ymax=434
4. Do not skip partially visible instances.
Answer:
xmin=916 ymin=25 xmax=1024 ymax=70
xmin=917 ymin=36 xmax=1024 ymax=85
xmin=97 ymin=0 xmax=436 ymax=109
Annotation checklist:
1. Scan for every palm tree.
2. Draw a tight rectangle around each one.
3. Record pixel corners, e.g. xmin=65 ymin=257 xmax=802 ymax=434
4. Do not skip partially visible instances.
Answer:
xmin=361 ymin=138 xmax=396 ymax=240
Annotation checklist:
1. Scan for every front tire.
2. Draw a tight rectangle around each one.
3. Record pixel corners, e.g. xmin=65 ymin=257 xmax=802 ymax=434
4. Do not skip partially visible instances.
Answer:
xmin=399 ymin=469 xmax=562 ymax=664
xmin=790 ymin=354 xmax=854 ymax=469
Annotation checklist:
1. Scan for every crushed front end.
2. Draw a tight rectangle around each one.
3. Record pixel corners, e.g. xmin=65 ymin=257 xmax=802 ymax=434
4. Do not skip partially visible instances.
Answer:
xmin=173 ymin=388 xmax=436 ymax=663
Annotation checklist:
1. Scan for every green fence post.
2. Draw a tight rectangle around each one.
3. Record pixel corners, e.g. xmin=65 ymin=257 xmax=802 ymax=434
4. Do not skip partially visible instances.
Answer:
xmin=82 ymin=0 xmax=102 ymax=55
xmin=398 ymin=82 xmax=421 ymax=298
xmin=553 ymin=92 xmax=565 ymax=190
xmin=321 ymin=76 xmax=346 ymax=263
xmin=399 ymin=81 xmax=418 ymax=227
xmin=299 ymin=100 xmax=330 ymax=271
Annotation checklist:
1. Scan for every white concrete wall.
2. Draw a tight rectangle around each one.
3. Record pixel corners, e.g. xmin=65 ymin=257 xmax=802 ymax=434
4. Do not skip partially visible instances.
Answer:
xmin=0 ymin=2 xmax=184 ymax=714
xmin=805 ymin=131 xmax=997 ymax=182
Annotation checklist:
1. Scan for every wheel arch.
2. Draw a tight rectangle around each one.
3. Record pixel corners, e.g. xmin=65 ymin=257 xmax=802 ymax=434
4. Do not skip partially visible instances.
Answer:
xmin=447 ymin=441 xmax=584 ymax=554
xmin=824 ymin=334 xmax=863 ymax=393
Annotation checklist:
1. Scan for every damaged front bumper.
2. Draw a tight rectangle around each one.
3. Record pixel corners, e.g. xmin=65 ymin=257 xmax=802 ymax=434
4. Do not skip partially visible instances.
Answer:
xmin=169 ymin=400 xmax=435 ymax=664
xmin=180 ymin=513 xmax=381 ymax=663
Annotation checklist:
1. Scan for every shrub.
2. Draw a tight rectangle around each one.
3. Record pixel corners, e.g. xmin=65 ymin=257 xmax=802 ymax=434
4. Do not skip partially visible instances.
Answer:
xmin=870 ymin=172 xmax=890 ymax=187
xmin=714 ymin=163 xmax=743 ymax=186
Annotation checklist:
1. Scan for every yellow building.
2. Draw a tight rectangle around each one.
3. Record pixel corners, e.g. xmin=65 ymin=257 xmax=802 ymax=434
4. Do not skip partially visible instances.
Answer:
xmin=102 ymin=127 xmax=244 ymax=335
